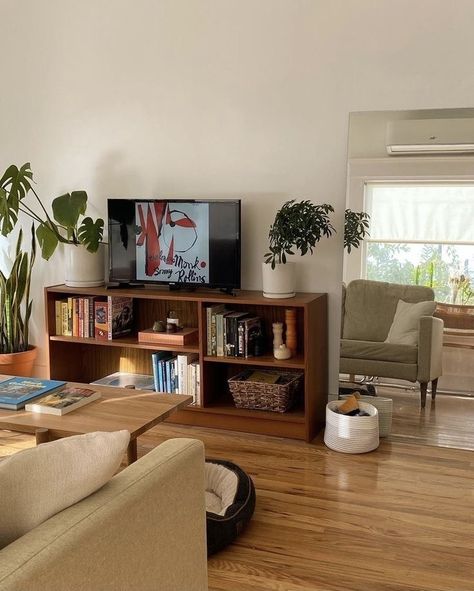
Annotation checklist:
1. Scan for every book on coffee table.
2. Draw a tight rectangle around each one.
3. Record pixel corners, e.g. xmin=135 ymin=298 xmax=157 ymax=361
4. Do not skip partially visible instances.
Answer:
xmin=25 ymin=386 xmax=101 ymax=415
xmin=0 ymin=377 xmax=66 ymax=410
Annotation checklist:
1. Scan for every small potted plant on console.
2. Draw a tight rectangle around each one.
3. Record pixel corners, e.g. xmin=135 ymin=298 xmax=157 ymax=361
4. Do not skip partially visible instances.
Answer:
xmin=263 ymin=199 xmax=335 ymax=298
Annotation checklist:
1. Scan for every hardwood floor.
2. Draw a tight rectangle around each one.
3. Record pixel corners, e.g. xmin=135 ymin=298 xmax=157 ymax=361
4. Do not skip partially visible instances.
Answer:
xmin=1 ymin=422 xmax=472 ymax=591
xmin=384 ymin=388 xmax=474 ymax=451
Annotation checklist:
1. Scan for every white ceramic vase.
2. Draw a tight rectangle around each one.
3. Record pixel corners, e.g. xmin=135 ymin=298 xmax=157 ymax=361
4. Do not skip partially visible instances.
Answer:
xmin=65 ymin=243 xmax=105 ymax=288
xmin=262 ymin=262 xmax=296 ymax=299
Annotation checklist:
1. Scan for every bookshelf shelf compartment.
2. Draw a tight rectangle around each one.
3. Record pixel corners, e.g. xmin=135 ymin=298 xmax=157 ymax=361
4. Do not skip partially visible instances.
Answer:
xmin=49 ymin=335 xmax=200 ymax=354
xmin=45 ymin=285 xmax=327 ymax=441
xmin=203 ymin=355 xmax=305 ymax=369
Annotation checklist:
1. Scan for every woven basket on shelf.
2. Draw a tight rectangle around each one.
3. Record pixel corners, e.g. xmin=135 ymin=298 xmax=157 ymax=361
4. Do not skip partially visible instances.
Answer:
xmin=228 ymin=369 xmax=303 ymax=413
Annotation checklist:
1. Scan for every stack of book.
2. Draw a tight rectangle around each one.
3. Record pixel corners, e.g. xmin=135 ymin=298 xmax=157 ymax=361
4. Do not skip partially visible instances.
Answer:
xmin=55 ymin=296 xmax=134 ymax=340
xmin=151 ymin=352 xmax=200 ymax=404
xmin=55 ymin=296 xmax=100 ymax=337
xmin=206 ymin=305 xmax=263 ymax=358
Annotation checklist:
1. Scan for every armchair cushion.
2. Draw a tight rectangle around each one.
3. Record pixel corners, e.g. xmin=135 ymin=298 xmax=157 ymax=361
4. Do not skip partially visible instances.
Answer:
xmin=341 ymin=339 xmax=418 ymax=364
xmin=342 ymin=279 xmax=434 ymax=341
xmin=385 ymin=299 xmax=437 ymax=346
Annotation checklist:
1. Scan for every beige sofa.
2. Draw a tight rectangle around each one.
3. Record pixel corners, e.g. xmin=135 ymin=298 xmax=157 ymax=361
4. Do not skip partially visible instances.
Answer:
xmin=0 ymin=438 xmax=208 ymax=591
xmin=340 ymin=279 xmax=444 ymax=407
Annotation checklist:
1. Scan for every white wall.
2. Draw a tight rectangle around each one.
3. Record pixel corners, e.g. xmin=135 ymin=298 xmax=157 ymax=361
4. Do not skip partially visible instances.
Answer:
xmin=2 ymin=0 xmax=474 ymax=393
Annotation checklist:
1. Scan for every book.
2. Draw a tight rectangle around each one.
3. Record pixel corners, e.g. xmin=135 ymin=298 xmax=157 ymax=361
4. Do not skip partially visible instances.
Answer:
xmin=55 ymin=300 xmax=62 ymax=335
xmin=0 ymin=377 xmax=66 ymax=410
xmin=90 ymin=372 xmax=155 ymax=390
xmin=247 ymin=371 xmax=281 ymax=384
xmin=108 ymin=296 xmax=134 ymax=339
xmin=177 ymin=353 xmax=199 ymax=394
xmin=94 ymin=299 xmax=108 ymax=340
xmin=206 ymin=304 xmax=226 ymax=355
xmin=240 ymin=316 xmax=262 ymax=358
xmin=224 ymin=311 xmax=248 ymax=357
xmin=215 ymin=310 xmax=229 ymax=357
xmin=25 ymin=386 xmax=101 ymax=415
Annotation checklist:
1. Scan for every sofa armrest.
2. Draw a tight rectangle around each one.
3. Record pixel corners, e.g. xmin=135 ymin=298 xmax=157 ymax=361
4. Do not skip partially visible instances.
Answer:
xmin=0 ymin=438 xmax=208 ymax=591
xmin=417 ymin=316 xmax=444 ymax=382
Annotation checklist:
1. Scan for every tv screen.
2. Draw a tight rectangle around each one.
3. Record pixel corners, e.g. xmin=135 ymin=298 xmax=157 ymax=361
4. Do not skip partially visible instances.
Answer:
xmin=108 ymin=199 xmax=241 ymax=291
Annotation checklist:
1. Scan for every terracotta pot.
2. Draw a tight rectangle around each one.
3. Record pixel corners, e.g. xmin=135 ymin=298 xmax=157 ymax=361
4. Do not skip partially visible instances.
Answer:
xmin=0 ymin=346 xmax=38 ymax=377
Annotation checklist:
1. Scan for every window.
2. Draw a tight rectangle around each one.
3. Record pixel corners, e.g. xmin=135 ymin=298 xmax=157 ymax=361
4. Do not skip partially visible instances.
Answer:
xmin=364 ymin=182 xmax=474 ymax=303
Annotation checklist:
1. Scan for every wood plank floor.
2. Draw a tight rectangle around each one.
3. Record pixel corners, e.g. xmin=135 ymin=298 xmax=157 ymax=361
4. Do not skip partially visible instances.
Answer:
xmin=384 ymin=389 xmax=474 ymax=451
xmin=1 ymin=423 xmax=473 ymax=591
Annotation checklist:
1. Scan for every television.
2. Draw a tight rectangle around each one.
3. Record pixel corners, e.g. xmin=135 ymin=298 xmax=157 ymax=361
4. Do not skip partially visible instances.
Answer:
xmin=107 ymin=199 xmax=241 ymax=293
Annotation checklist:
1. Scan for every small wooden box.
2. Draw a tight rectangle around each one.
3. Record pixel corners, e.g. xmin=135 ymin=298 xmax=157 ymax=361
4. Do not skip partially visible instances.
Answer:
xmin=138 ymin=327 xmax=199 ymax=346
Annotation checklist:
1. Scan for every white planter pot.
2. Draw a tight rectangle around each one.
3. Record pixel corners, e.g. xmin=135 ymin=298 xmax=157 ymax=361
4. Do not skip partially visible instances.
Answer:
xmin=65 ymin=244 xmax=105 ymax=288
xmin=262 ymin=262 xmax=296 ymax=299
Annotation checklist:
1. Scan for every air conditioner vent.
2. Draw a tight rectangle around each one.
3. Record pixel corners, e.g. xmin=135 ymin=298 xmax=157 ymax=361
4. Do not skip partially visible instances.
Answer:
xmin=386 ymin=118 xmax=474 ymax=155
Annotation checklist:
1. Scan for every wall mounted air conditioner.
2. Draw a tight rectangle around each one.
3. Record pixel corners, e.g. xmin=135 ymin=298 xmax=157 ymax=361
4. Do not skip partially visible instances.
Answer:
xmin=386 ymin=118 xmax=474 ymax=155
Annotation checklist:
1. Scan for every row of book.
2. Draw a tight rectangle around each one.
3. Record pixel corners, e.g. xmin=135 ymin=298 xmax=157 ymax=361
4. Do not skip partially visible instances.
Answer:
xmin=54 ymin=296 xmax=134 ymax=340
xmin=151 ymin=351 xmax=201 ymax=405
xmin=206 ymin=304 xmax=263 ymax=358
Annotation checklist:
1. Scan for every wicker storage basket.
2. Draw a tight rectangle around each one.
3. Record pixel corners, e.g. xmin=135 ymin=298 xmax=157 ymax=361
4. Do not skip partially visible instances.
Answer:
xmin=228 ymin=369 xmax=303 ymax=413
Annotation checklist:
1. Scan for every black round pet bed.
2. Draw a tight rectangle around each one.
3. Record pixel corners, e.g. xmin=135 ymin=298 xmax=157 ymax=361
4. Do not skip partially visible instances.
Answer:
xmin=205 ymin=459 xmax=256 ymax=556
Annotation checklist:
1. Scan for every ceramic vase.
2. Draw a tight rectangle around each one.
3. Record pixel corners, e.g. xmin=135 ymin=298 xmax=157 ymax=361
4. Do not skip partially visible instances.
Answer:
xmin=262 ymin=262 xmax=296 ymax=299
xmin=65 ymin=244 xmax=105 ymax=288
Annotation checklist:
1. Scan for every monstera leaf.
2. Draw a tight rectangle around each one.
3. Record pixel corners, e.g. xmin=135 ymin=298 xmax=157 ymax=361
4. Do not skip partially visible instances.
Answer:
xmin=52 ymin=191 xmax=87 ymax=240
xmin=36 ymin=221 xmax=61 ymax=261
xmin=0 ymin=163 xmax=33 ymax=236
xmin=77 ymin=217 xmax=104 ymax=253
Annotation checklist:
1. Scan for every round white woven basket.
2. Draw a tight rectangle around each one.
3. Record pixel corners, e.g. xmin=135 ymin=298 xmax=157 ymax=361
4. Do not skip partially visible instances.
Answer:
xmin=324 ymin=400 xmax=379 ymax=454
xmin=339 ymin=395 xmax=393 ymax=437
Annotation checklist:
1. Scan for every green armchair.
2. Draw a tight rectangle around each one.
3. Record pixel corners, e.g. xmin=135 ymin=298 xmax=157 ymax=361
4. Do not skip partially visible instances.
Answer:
xmin=340 ymin=279 xmax=444 ymax=407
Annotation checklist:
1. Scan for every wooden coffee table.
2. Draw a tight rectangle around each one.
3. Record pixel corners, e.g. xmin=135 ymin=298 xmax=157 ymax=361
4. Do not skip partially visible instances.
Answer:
xmin=0 ymin=381 xmax=192 ymax=464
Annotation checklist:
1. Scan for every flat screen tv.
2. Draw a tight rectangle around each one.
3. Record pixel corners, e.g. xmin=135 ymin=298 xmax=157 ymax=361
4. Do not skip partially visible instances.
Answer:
xmin=108 ymin=199 xmax=241 ymax=292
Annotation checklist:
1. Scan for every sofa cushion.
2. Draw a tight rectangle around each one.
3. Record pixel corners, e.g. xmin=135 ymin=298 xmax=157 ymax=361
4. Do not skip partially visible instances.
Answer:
xmin=0 ymin=430 xmax=130 ymax=549
xmin=341 ymin=339 xmax=418 ymax=364
xmin=342 ymin=279 xmax=434 ymax=342
xmin=385 ymin=299 xmax=437 ymax=346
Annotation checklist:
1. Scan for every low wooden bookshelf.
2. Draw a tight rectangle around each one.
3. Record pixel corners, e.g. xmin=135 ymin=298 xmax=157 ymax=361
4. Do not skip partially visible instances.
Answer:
xmin=44 ymin=285 xmax=327 ymax=441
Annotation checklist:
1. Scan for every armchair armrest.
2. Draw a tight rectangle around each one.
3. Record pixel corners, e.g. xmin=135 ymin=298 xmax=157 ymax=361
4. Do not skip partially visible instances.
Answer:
xmin=417 ymin=316 xmax=444 ymax=382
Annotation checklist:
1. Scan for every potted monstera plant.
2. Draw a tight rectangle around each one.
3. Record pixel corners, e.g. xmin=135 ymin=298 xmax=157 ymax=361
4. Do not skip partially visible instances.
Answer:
xmin=0 ymin=163 xmax=105 ymax=287
xmin=263 ymin=199 xmax=335 ymax=298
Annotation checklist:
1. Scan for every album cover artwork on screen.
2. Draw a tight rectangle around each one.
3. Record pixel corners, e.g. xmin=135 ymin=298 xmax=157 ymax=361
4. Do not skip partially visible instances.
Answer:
xmin=135 ymin=201 xmax=210 ymax=284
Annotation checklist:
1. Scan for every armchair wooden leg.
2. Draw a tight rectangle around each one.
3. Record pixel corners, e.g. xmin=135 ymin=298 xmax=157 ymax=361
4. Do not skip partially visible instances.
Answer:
xmin=420 ymin=382 xmax=428 ymax=409
xmin=431 ymin=378 xmax=438 ymax=400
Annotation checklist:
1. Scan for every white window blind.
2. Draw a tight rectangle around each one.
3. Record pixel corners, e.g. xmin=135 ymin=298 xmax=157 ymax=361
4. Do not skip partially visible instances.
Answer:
xmin=365 ymin=183 xmax=474 ymax=243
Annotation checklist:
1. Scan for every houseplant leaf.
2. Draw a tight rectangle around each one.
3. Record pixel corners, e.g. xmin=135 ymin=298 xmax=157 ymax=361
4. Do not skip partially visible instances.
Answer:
xmin=77 ymin=217 xmax=104 ymax=253
xmin=52 ymin=191 xmax=88 ymax=239
xmin=0 ymin=163 xmax=33 ymax=236
xmin=36 ymin=222 xmax=60 ymax=261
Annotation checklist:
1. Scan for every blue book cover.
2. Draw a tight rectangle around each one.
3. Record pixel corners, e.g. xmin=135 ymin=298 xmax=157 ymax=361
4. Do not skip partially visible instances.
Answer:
xmin=151 ymin=352 xmax=173 ymax=392
xmin=165 ymin=356 xmax=177 ymax=393
xmin=0 ymin=377 xmax=66 ymax=410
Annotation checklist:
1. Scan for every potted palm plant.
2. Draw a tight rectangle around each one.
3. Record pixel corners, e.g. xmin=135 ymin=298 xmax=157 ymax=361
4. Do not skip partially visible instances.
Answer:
xmin=263 ymin=200 xmax=335 ymax=298
xmin=0 ymin=163 xmax=105 ymax=287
